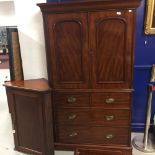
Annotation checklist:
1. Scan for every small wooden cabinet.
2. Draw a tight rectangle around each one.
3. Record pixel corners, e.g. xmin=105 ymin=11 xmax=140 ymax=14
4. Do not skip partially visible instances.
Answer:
xmin=4 ymin=79 xmax=54 ymax=155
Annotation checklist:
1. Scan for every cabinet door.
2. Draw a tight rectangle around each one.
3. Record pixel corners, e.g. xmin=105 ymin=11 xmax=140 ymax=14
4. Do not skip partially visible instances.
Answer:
xmin=89 ymin=10 xmax=135 ymax=89
xmin=8 ymin=90 xmax=53 ymax=155
xmin=45 ymin=13 xmax=89 ymax=89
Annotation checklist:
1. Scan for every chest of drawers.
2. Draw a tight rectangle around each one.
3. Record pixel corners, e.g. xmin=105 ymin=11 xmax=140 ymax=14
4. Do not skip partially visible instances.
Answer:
xmin=53 ymin=91 xmax=131 ymax=146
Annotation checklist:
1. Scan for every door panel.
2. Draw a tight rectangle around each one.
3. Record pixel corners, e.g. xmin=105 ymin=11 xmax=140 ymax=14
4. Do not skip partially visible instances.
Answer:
xmin=89 ymin=10 xmax=135 ymax=89
xmin=45 ymin=13 xmax=89 ymax=88
xmin=12 ymin=92 xmax=44 ymax=154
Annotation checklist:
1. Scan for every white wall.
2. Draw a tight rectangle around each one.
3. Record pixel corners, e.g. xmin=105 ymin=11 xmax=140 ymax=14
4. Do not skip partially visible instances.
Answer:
xmin=14 ymin=0 xmax=47 ymax=79
xmin=0 ymin=1 xmax=16 ymax=26
xmin=0 ymin=0 xmax=47 ymax=79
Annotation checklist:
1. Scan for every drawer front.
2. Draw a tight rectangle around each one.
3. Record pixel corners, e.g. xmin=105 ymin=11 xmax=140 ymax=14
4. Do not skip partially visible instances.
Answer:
xmin=92 ymin=93 xmax=131 ymax=108
xmin=75 ymin=148 xmax=131 ymax=155
xmin=53 ymin=92 xmax=89 ymax=108
xmin=56 ymin=126 xmax=129 ymax=145
xmin=55 ymin=109 xmax=130 ymax=126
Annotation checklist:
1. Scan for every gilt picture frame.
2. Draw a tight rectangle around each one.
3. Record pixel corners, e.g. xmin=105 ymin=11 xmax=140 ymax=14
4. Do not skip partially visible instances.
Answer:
xmin=145 ymin=0 xmax=155 ymax=35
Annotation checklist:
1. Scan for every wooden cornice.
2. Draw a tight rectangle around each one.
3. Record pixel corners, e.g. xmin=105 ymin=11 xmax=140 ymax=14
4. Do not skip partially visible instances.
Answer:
xmin=37 ymin=0 xmax=141 ymax=13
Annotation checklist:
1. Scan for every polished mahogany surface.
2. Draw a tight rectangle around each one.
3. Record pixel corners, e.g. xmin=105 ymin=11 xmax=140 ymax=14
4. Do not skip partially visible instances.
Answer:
xmin=46 ymin=13 xmax=89 ymax=88
xmin=37 ymin=0 xmax=141 ymax=153
xmin=89 ymin=10 xmax=134 ymax=89
xmin=5 ymin=80 xmax=53 ymax=155
xmin=4 ymin=78 xmax=51 ymax=92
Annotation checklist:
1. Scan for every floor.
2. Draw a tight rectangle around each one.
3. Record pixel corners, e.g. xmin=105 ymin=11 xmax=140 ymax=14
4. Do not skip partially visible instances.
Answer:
xmin=0 ymin=69 xmax=155 ymax=155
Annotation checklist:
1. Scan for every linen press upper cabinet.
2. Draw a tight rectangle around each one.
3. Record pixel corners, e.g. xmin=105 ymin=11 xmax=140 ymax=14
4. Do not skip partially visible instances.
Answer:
xmin=38 ymin=0 xmax=140 ymax=90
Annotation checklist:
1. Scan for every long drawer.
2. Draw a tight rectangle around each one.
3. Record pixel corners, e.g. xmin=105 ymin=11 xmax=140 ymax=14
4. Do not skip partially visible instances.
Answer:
xmin=55 ymin=126 xmax=130 ymax=145
xmin=55 ymin=109 xmax=130 ymax=126
xmin=53 ymin=92 xmax=131 ymax=109
xmin=92 ymin=92 xmax=131 ymax=108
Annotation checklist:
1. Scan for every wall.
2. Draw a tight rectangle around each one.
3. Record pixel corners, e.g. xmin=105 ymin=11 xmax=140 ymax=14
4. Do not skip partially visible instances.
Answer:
xmin=0 ymin=1 xmax=16 ymax=103
xmin=0 ymin=0 xmax=47 ymax=119
xmin=133 ymin=0 xmax=155 ymax=131
xmin=13 ymin=0 xmax=47 ymax=80
xmin=0 ymin=1 xmax=16 ymax=26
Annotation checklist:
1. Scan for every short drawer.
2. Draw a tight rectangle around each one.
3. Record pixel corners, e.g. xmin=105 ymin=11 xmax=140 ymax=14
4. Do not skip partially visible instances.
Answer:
xmin=53 ymin=92 xmax=90 ymax=108
xmin=55 ymin=109 xmax=130 ymax=126
xmin=56 ymin=126 xmax=130 ymax=145
xmin=92 ymin=93 xmax=131 ymax=108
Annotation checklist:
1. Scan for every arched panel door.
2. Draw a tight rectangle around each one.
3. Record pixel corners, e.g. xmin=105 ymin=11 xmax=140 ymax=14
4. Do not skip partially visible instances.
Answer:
xmin=45 ymin=13 xmax=89 ymax=89
xmin=89 ymin=10 xmax=135 ymax=89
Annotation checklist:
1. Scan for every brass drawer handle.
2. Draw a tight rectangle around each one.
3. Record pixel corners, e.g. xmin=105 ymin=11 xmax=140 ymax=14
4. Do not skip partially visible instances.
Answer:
xmin=105 ymin=115 xmax=115 ymax=121
xmin=106 ymin=134 xmax=114 ymax=139
xmin=105 ymin=98 xmax=115 ymax=104
xmin=69 ymin=132 xmax=78 ymax=137
xmin=67 ymin=96 xmax=76 ymax=103
xmin=68 ymin=114 xmax=77 ymax=120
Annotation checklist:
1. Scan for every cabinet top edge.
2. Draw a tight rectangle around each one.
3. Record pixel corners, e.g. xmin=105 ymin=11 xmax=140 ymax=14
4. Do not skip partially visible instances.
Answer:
xmin=3 ymin=78 xmax=51 ymax=93
xmin=37 ymin=0 xmax=141 ymax=13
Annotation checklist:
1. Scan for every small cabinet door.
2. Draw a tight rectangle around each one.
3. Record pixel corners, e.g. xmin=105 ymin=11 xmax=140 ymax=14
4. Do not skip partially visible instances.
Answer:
xmin=45 ymin=13 xmax=89 ymax=89
xmin=89 ymin=10 xmax=135 ymax=89
xmin=7 ymin=89 xmax=53 ymax=155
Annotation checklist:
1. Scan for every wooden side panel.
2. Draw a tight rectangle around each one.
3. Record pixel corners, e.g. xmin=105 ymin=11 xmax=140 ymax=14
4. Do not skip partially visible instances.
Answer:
xmin=45 ymin=13 xmax=89 ymax=88
xmin=89 ymin=10 xmax=135 ymax=89
xmin=96 ymin=19 xmax=125 ymax=82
